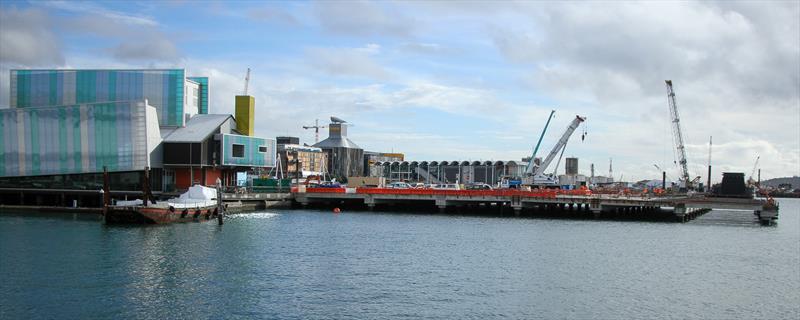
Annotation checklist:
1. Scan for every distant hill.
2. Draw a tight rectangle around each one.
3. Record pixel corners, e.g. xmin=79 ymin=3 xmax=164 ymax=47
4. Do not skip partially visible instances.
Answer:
xmin=760 ymin=176 xmax=800 ymax=188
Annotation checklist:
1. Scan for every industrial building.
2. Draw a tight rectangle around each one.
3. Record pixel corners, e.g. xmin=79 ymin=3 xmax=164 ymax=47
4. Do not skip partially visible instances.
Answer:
xmin=0 ymin=68 xmax=274 ymax=204
xmin=363 ymin=152 xmax=404 ymax=176
xmin=368 ymin=160 xmax=528 ymax=185
xmin=312 ymin=118 xmax=363 ymax=181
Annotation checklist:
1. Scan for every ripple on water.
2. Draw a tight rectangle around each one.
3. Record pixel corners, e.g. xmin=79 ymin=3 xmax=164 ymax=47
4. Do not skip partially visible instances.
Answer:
xmin=226 ymin=212 xmax=280 ymax=220
xmin=0 ymin=199 xmax=798 ymax=319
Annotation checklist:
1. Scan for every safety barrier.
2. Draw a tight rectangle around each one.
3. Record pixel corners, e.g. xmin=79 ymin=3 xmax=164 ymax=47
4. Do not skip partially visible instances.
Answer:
xmin=304 ymin=187 xmax=347 ymax=194
xmin=353 ymin=188 xmax=564 ymax=198
xmin=296 ymin=187 xmax=593 ymax=198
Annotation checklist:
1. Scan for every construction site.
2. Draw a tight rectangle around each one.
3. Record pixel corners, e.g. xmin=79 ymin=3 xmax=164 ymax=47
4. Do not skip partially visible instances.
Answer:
xmin=245 ymin=80 xmax=780 ymax=225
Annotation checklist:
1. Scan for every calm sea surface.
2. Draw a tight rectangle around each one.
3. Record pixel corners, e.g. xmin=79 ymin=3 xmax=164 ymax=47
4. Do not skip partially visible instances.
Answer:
xmin=1 ymin=199 xmax=798 ymax=319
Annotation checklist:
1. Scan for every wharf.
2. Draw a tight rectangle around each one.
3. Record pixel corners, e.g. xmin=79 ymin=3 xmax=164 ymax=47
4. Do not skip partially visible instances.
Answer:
xmin=294 ymin=188 xmax=778 ymax=224
xmin=221 ymin=192 xmax=293 ymax=212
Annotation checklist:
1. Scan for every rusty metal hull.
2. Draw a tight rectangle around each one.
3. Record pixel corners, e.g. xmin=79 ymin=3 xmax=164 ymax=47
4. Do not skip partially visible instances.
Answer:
xmin=105 ymin=205 xmax=218 ymax=224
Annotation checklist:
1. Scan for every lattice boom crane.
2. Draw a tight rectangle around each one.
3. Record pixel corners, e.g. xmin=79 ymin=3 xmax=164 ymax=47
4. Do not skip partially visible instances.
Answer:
xmin=665 ymin=80 xmax=691 ymax=187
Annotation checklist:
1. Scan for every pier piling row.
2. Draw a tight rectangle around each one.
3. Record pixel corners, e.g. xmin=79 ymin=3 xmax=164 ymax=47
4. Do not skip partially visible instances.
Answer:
xmin=293 ymin=190 xmax=734 ymax=222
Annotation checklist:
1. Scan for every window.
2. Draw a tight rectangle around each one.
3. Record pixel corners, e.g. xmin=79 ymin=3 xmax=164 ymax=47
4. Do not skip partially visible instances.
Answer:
xmin=232 ymin=144 xmax=245 ymax=158
xmin=258 ymin=146 xmax=268 ymax=153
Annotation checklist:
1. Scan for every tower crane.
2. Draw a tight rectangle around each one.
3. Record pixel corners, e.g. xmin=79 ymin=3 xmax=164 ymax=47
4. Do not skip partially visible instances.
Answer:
xmin=303 ymin=119 xmax=327 ymax=144
xmin=524 ymin=115 xmax=586 ymax=186
xmin=665 ymin=80 xmax=692 ymax=189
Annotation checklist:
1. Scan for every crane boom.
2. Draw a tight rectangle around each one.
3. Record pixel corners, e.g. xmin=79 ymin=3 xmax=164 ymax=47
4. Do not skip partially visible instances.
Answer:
xmin=243 ymin=68 xmax=251 ymax=95
xmin=526 ymin=110 xmax=556 ymax=174
xmin=665 ymin=80 xmax=690 ymax=186
xmin=302 ymin=119 xmax=327 ymax=144
xmin=750 ymin=156 xmax=760 ymax=180
xmin=533 ymin=115 xmax=586 ymax=177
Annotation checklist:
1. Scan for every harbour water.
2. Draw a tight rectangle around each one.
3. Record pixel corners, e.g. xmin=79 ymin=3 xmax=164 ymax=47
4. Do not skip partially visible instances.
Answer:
xmin=1 ymin=200 xmax=798 ymax=319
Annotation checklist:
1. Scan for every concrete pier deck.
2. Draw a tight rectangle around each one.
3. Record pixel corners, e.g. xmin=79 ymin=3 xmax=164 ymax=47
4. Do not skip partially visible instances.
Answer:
xmin=294 ymin=188 xmax=776 ymax=223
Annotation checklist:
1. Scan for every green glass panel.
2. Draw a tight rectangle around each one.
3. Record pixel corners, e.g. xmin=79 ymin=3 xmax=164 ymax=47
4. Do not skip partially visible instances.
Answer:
xmin=49 ymin=72 xmax=57 ymax=106
xmin=30 ymin=110 xmax=39 ymax=175
xmin=59 ymin=108 xmax=67 ymax=172
xmin=108 ymin=71 xmax=116 ymax=101
xmin=107 ymin=104 xmax=118 ymax=171
xmin=72 ymin=107 xmax=82 ymax=172
xmin=0 ymin=112 xmax=4 ymax=175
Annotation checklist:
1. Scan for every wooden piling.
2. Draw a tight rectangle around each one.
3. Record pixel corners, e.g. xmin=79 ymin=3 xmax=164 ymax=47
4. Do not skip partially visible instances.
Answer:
xmin=216 ymin=179 xmax=224 ymax=225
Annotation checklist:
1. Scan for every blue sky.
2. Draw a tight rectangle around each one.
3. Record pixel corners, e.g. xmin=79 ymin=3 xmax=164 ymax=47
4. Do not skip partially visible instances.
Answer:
xmin=1 ymin=0 xmax=798 ymax=182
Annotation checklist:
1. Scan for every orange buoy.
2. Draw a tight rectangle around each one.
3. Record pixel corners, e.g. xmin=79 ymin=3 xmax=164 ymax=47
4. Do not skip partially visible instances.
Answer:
xmin=333 ymin=208 xmax=341 ymax=214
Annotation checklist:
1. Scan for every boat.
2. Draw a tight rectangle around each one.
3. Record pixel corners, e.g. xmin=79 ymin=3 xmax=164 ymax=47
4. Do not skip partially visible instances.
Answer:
xmin=105 ymin=185 xmax=221 ymax=224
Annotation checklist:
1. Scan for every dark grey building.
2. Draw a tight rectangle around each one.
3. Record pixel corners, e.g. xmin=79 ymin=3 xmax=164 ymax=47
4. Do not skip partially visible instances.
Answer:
xmin=313 ymin=121 xmax=364 ymax=181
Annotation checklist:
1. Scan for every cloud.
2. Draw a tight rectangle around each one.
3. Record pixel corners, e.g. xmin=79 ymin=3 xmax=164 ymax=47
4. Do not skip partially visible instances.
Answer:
xmin=305 ymin=44 xmax=389 ymax=79
xmin=313 ymin=1 xmax=415 ymax=37
xmin=0 ymin=7 xmax=64 ymax=66
xmin=247 ymin=6 xmax=299 ymax=25
xmin=108 ymin=36 xmax=182 ymax=63
xmin=490 ymin=2 xmax=799 ymax=108
xmin=397 ymin=42 xmax=454 ymax=55
xmin=36 ymin=1 xmax=182 ymax=63
xmin=40 ymin=0 xmax=158 ymax=26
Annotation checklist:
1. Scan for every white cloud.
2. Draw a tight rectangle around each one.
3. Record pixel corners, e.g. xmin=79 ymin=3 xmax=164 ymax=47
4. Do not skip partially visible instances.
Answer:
xmin=247 ymin=6 xmax=299 ymax=25
xmin=38 ymin=1 xmax=182 ymax=63
xmin=306 ymin=44 xmax=388 ymax=79
xmin=0 ymin=7 xmax=64 ymax=66
xmin=313 ymin=1 xmax=415 ymax=37
xmin=397 ymin=42 xmax=452 ymax=55
xmin=109 ymin=36 xmax=181 ymax=63
xmin=40 ymin=1 xmax=158 ymax=26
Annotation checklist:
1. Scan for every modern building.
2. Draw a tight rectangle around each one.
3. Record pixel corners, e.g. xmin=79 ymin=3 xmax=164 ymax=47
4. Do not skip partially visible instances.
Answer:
xmin=10 ymin=69 xmax=208 ymax=127
xmin=1 ymin=68 xmax=274 ymax=204
xmin=312 ymin=119 xmax=363 ymax=181
xmin=0 ymin=100 xmax=163 ymax=197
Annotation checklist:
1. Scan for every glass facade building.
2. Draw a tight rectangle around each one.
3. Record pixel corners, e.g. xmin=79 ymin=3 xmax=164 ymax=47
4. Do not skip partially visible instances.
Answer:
xmin=0 ymin=100 xmax=161 ymax=177
xmin=10 ymin=69 xmax=199 ymax=126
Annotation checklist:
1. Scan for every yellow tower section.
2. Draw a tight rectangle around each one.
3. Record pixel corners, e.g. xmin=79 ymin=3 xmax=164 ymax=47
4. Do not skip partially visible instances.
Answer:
xmin=235 ymin=95 xmax=255 ymax=136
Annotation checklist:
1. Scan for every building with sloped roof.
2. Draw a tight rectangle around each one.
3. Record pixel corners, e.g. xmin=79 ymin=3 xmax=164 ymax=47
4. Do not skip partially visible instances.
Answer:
xmin=313 ymin=121 xmax=363 ymax=181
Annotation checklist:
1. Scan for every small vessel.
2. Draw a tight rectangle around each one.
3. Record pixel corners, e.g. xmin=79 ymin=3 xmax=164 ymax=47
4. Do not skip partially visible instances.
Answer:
xmin=105 ymin=185 xmax=221 ymax=224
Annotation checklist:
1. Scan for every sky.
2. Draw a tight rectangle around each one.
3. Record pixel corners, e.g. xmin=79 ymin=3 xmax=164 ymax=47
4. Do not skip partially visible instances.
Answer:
xmin=1 ymin=0 xmax=798 ymax=182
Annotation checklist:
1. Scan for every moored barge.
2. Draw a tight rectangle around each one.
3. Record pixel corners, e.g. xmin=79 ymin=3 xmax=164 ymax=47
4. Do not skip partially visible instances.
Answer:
xmin=105 ymin=185 xmax=221 ymax=224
